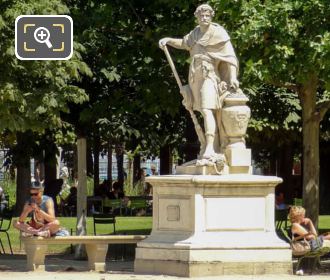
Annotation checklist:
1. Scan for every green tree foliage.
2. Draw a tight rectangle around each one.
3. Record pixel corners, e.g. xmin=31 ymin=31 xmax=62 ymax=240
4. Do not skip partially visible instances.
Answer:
xmin=67 ymin=0 xmax=200 ymax=157
xmin=0 ymin=0 xmax=91 ymax=134
xmin=211 ymin=0 xmax=330 ymax=224
xmin=0 ymin=0 xmax=92 ymax=213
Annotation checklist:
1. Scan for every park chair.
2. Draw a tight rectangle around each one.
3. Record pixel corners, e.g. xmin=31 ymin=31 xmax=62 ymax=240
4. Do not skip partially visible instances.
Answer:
xmin=293 ymin=198 xmax=303 ymax=206
xmin=102 ymin=198 xmax=122 ymax=215
xmin=128 ymin=197 xmax=147 ymax=216
xmin=0 ymin=209 xmax=13 ymax=254
xmin=275 ymin=209 xmax=288 ymax=230
xmin=93 ymin=213 xmax=116 ymax=235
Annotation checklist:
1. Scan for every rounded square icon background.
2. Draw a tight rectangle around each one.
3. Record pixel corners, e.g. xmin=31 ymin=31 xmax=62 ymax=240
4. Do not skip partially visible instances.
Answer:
xmin=15 ymin=15 xmax=73 ymax=60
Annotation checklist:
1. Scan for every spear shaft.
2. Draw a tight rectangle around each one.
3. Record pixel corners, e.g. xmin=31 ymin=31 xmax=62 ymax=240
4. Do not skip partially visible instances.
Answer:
xmin=163 ymin=45 xmax=206 ymax=147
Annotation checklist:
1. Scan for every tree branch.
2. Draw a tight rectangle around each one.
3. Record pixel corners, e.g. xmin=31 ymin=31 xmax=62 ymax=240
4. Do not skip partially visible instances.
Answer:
xmin=316 ymin=100 xmax=330 ymax=121
xmin=268 ymin=80 xmax=299 ymax=92
xmin=125 ymin=0 xmax=145 ymax=31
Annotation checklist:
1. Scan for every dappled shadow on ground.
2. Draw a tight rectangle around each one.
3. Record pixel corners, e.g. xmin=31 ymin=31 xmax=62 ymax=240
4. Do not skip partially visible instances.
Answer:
xmin=294 ymin=258 xmax=330 ymax=275
xmin=1 ymin=253 xmax=330 ymax=275
xmin=0 ymin=253 xmax=134 ymax=272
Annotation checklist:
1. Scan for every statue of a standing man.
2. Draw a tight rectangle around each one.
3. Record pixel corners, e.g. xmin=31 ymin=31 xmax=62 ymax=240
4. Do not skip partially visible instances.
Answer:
xmin=159 ymin=4 xmax=239 ymax=162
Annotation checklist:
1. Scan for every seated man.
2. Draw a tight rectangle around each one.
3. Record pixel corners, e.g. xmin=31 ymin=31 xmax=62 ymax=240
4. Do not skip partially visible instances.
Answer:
xmin=14 ymin=181 xmax=60 ymax=237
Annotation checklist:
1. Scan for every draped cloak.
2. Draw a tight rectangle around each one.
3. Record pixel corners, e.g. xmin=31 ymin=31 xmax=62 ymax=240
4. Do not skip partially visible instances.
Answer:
xmin=182 ymin=23 xmax=238 ymax=111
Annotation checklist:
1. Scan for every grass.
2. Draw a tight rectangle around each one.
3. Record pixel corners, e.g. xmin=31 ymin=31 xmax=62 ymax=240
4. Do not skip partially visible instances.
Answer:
xmin=1 ymin=216 xmax=152 ymax=254
xmin=318 ymin=216 xmax=330 ymax=234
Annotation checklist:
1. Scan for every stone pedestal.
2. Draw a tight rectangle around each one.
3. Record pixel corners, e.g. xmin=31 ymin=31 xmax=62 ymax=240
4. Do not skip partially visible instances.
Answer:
xmin=134 ymin=174 xmax=292 ymax=277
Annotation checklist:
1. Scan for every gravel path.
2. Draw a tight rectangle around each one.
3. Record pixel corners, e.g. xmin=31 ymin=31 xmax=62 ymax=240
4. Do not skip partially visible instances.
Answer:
xmin=0 ymin=254 xmax=330 ymax=280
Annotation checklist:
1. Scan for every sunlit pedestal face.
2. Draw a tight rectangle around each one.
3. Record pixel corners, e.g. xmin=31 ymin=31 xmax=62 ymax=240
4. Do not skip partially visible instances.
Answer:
xmin=205 ymin=197 xmax=265 ymax=230
xmin=134 ymin=174 xmax=292 ymax=277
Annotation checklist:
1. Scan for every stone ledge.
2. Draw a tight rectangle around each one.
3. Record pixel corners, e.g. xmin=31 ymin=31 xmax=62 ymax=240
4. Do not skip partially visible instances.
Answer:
xmin=135 ymin=259 xmax=292 ymax=277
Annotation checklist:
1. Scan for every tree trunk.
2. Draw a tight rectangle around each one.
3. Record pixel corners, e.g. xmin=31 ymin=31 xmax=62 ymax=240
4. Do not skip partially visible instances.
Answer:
xmin=75 ymin=137 xmax=87 ymax=259
xmin=300 ymin=79 xmax=320 ymax=227
xmin=115 ymin=144 xmax=124 ymax=187
xmin=107 ymin=140 xmax=113 ymax=186
xmin=269 ymin=152 xmax=277 ymax=176
xmin=44 ymin=149 xmax=57 ymax=187
xmin=160 ymin=145 xmax=172 ymax=175
xmin=127 ymin=157 xmax=133 ymax=189
xmin=86 ymin=141 xmax=93 ymax=177
xmin=56 ymin=147 xmax=62 ymax=179
xmin=133 ymin=154 xmax=141 ymax=184
xmin=16 ymin=165 xmax=31 ymax=215
xmin=93 ymin=134 xmax=100 ymax=195
xmin=15 ymin=132 xmax=32 ymax=215
xmin=44 ymin=145 xmax=59 ymax=213
xmin=277 ymin=143 xmax=294 ymax=201
xmin=319 ymin=142 xmax=330 ymax=214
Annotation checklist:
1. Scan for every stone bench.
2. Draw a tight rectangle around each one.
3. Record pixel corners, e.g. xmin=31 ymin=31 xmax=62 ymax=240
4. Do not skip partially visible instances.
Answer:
xmin=21 ymin=235 xmax=147 ymax=272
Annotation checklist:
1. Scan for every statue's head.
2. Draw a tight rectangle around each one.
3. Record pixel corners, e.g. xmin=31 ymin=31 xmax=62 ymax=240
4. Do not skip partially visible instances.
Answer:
xmin=194 ymin=4 xmax=215 ymax=27
xmin=194 ymin=4 xmax=215 ymax=17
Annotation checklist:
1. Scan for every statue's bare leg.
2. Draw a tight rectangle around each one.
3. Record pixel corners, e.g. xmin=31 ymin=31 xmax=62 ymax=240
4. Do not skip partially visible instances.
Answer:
xmin=201 ymin=108 xmax=216 ymax=159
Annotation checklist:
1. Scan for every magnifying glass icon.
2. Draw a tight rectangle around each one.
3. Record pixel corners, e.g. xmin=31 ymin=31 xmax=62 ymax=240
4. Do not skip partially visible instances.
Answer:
xmin=34 ymin=27 xmax=53 ymax=48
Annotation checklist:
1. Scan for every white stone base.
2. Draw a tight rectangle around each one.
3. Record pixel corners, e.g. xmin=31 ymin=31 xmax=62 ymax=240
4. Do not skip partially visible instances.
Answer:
xmin=134 ymin=174 xmax=292 ymax=277
xmin=135 ymin=258 xmax=292 ymax=277
xmin=176 ymin=148 xmax=252 ymax=175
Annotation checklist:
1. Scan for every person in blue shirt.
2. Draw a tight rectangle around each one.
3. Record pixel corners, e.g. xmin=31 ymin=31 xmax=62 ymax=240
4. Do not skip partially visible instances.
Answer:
xmin=14 ymin=181 xmax=60 ymax=237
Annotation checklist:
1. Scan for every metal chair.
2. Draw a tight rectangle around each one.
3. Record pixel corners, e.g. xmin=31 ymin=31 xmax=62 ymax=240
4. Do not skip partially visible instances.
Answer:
xmin=293 ymin=198 xmax=303 ymax=206
xmin=0 ymin=210 xmax=13 ymax=254
xmin=128 ymin=197 xmax=147 ymax=216
xmin=102 ymin=199 xmax=122 ymax=215
xmin=275 ymin=209 xmax=288 ymax=230
xmin=93 ymin=213 xmax=116 ymax=235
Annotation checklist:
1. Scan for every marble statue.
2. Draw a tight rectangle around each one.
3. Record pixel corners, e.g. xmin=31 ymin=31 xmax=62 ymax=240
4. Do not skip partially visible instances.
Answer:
xmin=159 ymin=4 xmax=250 ymax=171
xmin=135 ymin=6 xmax=289 ymax=276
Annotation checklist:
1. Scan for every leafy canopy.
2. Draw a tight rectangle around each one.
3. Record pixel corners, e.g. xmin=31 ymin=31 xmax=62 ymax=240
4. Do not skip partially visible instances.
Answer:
xmin=0 ymin=0 xmax=91 ymax=133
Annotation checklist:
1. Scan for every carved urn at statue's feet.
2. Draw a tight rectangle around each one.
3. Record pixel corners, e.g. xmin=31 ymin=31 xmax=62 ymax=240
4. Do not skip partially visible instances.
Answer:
xmin=221 ymin=89 xmax=252 ymax=174
xmin=222 ymin=89 xmax=250 ymax=149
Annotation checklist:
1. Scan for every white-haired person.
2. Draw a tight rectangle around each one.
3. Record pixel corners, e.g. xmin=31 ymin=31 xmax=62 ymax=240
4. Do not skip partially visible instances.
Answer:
xmin=289 ymin=206 xmax=330 ymax=248
xmin=14 ymin=181 xmax=60 ymax=237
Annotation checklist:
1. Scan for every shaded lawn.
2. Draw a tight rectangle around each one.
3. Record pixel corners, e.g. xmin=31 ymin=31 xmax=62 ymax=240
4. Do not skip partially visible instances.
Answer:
xmin=2 ymin=216 xmax=152 ymax=253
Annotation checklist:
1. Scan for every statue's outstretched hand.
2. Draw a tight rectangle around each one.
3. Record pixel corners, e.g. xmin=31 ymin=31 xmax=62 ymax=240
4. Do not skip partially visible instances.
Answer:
xmin=159 ymin=38 xmax=171 ymax=50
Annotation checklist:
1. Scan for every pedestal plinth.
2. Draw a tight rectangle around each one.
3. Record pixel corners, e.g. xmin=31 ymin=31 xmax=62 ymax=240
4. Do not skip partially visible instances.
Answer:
xmin=134 ymin=174 xmax=292 ymax=277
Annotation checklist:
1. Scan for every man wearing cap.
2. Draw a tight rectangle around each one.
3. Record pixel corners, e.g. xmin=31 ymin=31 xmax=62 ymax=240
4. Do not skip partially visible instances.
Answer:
xmin=14 ymin=181 xmax=60 ymax=237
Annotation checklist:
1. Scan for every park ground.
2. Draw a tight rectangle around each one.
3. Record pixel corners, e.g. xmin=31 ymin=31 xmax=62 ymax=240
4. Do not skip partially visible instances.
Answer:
xmin=1 ymin=254 xmax=330 ymax=279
